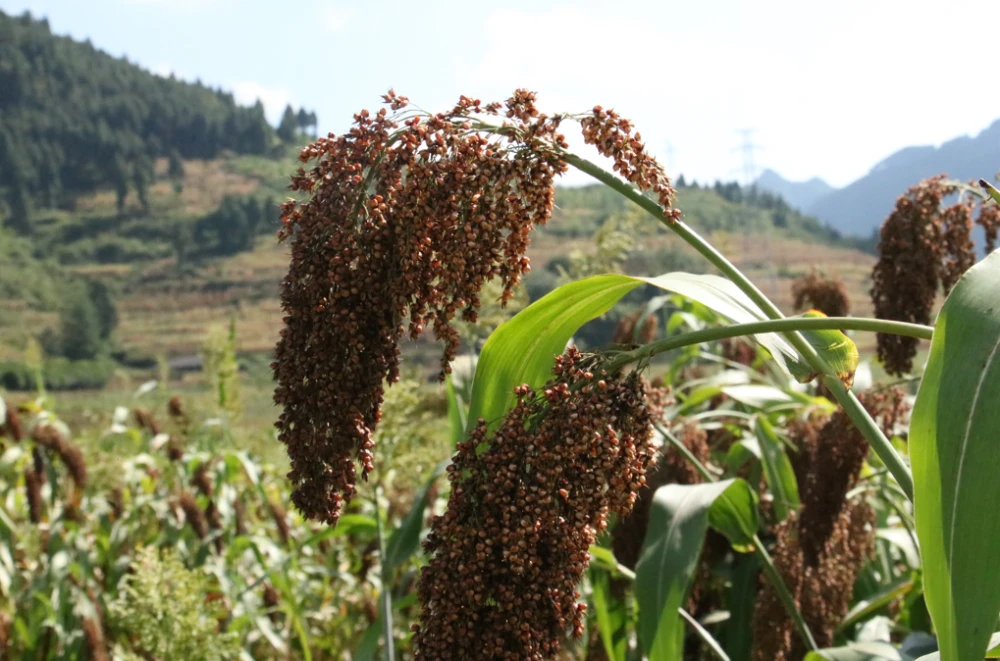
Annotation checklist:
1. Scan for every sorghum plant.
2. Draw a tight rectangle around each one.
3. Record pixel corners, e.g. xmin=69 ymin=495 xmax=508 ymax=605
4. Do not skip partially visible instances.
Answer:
xmin=270 ymin=88 xmax=1000 ymax=661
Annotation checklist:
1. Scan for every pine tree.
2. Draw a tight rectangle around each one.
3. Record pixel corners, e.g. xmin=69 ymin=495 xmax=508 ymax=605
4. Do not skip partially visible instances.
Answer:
xmin=277 ymin=104 xmax=298 ymax=142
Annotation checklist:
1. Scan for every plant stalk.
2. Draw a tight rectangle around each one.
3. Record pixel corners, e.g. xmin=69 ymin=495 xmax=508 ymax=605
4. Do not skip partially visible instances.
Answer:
xmin=608 ymin=316 xmax=932 ymax=373
xmin=374 ymin=488 xmax=395 ymax=661
xmin=564 ymin=151 xmax=915 ymax=502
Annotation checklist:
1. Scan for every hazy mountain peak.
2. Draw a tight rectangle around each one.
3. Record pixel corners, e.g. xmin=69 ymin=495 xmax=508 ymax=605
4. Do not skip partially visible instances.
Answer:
xmin=808 ymin=119 xmax=1000 ymax=237
xmin=754 ymin=169 xmax=836 ymax=212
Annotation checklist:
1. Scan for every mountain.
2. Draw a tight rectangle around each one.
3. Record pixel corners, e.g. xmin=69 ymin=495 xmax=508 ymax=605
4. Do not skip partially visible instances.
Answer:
xmin=807 ymin=120 xmax=1000 ymax=237
xmin=0 ymin=10 xmax=295 ymax=232
xmin=755 ymin=169 xmax=836 ymax=212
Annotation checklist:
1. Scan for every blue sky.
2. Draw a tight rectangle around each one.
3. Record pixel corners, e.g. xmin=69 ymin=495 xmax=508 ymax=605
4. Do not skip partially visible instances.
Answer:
xmin=5 ymin=0 xmax=998 ymax=188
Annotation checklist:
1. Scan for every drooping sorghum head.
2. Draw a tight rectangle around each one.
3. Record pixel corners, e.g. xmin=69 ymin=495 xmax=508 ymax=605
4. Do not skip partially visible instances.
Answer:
xmin=133 ymin=407 xmax=160 ymax=436
xmin=177 ymin=491 xmax=207 ymax=540
xmin=272 ymin=91 xmax=679 ymax=526
xmin=751 ymin=393 xmax=899 ymax=660
xmin=31 ymin=423 xmax=86 ymax=491
xmin=411 ymin=347 xmax=657 ymax=660
xmin=977 ymin=200 xmax=1000 ymax=253
xmin=791 ymin=269 xmax=850 ymax=318
xmin=24 ymin=466 xmax=44 ymax=524
xmin=612 ymin=309 xmax=659 ymax=345
xmin=81 ymin=616 xmax=110 ymax=661
xmin=752 ymin=502 xmax=874 ymax=661
xmin=613 ymin=420 xmax=706 ymax=571
xmin=871 ymin=175 xmax=995 ymax=375
xmin=581 ymin=106 xmax=679 ymax=221
xmin=0 ymin=399 xmax=22 ymax=442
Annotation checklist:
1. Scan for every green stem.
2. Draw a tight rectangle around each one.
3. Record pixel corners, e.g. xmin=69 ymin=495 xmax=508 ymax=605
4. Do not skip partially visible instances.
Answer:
xmin=374 ymin=488 xmax=395 ymax=661
xmin=564 ymin=151 xmax=915 ymax=502
xmin=657 ymin=422 xmax=818 ymax=652
xmin=608 ymin=316 xmax=931 ymax=372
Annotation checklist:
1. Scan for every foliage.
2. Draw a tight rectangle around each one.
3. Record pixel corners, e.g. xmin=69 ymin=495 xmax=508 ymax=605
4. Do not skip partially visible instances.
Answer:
xmin=4 ymin=83 xmax=999 ymax=661
xmin=109 ymin=545 xmax=240 ymax=661
xmin=0 ymin=10 xmax=277 ymax=224
xmin=202 ymin=316 xmax=242 ymax=419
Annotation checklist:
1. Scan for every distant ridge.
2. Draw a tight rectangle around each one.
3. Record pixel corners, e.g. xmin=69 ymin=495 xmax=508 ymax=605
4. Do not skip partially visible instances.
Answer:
xmin=754 ymin=169 xmax=836 ymax=213
xmin=806 ymin=119 xmax=1000 ymax=237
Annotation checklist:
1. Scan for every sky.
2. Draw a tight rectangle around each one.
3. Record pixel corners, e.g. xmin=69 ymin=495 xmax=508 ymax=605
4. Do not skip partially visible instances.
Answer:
xmin=4 ymin=0 xmax=999 ymax=189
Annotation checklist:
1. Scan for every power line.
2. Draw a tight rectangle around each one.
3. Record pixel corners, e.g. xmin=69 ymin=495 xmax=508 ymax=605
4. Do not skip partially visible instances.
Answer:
xmin=732 ymin=129 xmax=777 ymax=300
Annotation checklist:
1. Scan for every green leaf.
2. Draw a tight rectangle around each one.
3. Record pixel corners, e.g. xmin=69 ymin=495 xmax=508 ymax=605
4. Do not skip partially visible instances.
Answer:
xmin=467 ymin=274 xmax=640 ymax=429
xmin=723 ymin=552 xmax=759 ymax=661
xmin=468 ymin=273 xmax=857 ymax=431
xmin=591 ymin=568 xmax=628 ymax=661
xmin=680 ymin=608 xmax=731 ymax=661
xmin=354 ymin=616 xmax=383 ymax=661
xmin=910 ymin=249 xmax=1000 ymax=661
xmin=635 ymin=479 xmax=744 ymax=661
xmin=726 ymin=438 xmax=761 ymax=474
xmin=754 ymin=417 xmax=800 ymax=522
xmin=721 ymin=385 xmax=794 ymax=409
xmin=382 ymin=460 xmax=447 ymax=575
xmin=805 ymin=642 xmax=903 ymax=661
xmin=838 ymin=576 xmax=915 ymax=632
xmin=915 ymin=632 xmax=1000 ymax=660
xmin=707 ymin=479 xmax=760 ymax=553
xmin=980 ymin=178 xmax=1000 ymax=205
xmin=446 ymin=374 xmax=466 ymax=445
xmin=789 ymin=310 xmax=860 ymax=386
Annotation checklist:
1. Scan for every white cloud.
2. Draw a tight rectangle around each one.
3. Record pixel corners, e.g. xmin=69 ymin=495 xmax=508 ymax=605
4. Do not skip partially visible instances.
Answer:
xmin=231 ymin=81 xmax=298 ymax=124
xmin=320 ymin=3 xmax=356 ymax=32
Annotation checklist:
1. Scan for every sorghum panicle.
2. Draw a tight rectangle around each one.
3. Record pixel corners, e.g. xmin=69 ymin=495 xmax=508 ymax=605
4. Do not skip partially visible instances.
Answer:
xmin=191 ymin=462 xmax=214 ymax=497
xmin=750 ymin=392 xmax=902 ymax=660
xmin=752 ymin=503 xmax=874 ymax=661
xmin=273 ymin=90 xmax=567 ymax=525
xmin=24 ymin=467 xmax=44 ymax=523
xmin=0 ymin=400 xmax=22 ymax=442
xmin=977 ymin=201 xmax=1000 ymax=253
xmin=871 ymin=175 xmax=992 ymax=375
xmin=612 ymin=310 xmax=659 ymax=345
xmin=412 ymin=348 xmax=657 ymax=660
xmin=273 ymin=90 xmax=679 ymax=526
xmin=31 ymin=423 xmax=87 ymax=491
xmin=133 ymin=407 xmax=160 ymax=436
xmin=613 ymin=420 xmax=706 ymax=571
xmin=581 ymin=107 xmax=679 ymax=221
xmin=177 ymin=491 xmax=207 ymax=540
xmin=81 ymin=616 xmax=110 ymax=661
xmin=791 ymin=269 xmax=850 ymax=317
xmin=721 ymin=337 xmax=756 ymax=367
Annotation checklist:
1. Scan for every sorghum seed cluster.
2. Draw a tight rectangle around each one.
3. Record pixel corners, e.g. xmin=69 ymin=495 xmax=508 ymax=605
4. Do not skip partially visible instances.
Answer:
xmin=872 ymin=175 xmax=996 ymax=375
xmin=581 ymin=107 xmax=679 ymax=221
xmin=751 ymin=391 xmax=905 ymax=660
xmin=272 ymin=90 xmax=568 ymax=525
xmin=613 ymin=420 xmax=706 ymax=571
xmin=412 ymin=348 xmax=657 ymax=660
xmin=752 ymin=502 xmax=873 ymax=661
xmin=273 ymin=90 xmax=680 ymax=526
xmin=31 ymin=423 xmax=86 ymax=491
xmin=612 ymin=309 xmax=659 ymax=345
xmin=792 ymin=269 xmax=850 ymax=318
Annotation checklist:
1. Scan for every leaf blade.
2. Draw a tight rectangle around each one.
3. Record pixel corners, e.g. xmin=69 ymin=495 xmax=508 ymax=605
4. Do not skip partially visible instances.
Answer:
xmin=635 ymin=479 xmax=756 ymax=660
xmin=911 ymin=249 xmax=1000 ymax=661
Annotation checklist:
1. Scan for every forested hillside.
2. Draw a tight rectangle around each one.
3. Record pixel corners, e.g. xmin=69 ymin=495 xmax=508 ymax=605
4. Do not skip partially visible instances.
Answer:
xmin=0 ymin=10 xmax=877 ymax=387
xmin=0 ymin=10 xmax=312 ymax=231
